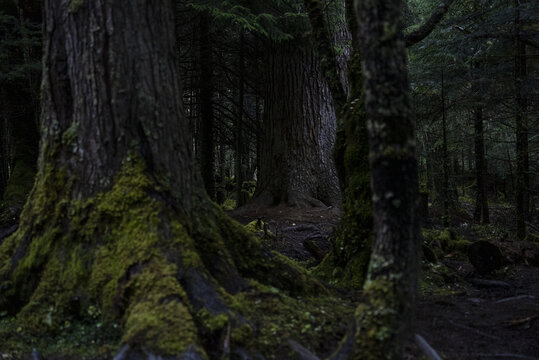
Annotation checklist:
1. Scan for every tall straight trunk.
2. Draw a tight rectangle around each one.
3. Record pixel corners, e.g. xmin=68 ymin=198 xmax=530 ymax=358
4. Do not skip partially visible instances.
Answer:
xmin=441 ymin=70 xmax=450 ymax=226
xmin=515 ymin=0 xmax=529 ymax=240
xmin=216 ymin=143 xmax=226 ymax=205
xmin=235 ymin=30 xmax=248 ymax=207
xmin=473 ymin=107 xmax=489 ymax=224
xmin=0 ymin=107 xmax=11 ymax=198
xmin=254 ymin=40 xmax=340 ymax=207
xmin=304 ymin=0 xmax=372 ymax=288
xmin=198 ymin=11 xmax=216 ymax=200
xmin=0 ymin=2 xmax=324 ymax=358
xmin=347 ymin=0 xmax=420 ymax=357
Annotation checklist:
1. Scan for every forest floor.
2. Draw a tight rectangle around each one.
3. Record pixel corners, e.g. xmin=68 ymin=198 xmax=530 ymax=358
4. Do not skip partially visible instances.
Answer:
xmin=1 ymin=201 xmax=538 ymax=359
xmin=231 ymin=200 xmax=539 ymax=360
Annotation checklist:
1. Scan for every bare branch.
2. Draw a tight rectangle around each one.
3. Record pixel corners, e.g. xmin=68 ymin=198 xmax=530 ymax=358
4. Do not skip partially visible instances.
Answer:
xmin=405 ymin=0 xmax=457 ymax=47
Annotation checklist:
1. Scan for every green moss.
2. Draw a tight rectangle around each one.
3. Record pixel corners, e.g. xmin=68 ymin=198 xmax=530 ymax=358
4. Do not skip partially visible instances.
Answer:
xmin=122 ymin=263 xmax=197 ymax=355
xmin=221 ymin=198 xmax=236 ymax=211
xmin=421 ymin=263 xmax=462 ymax=296
xmin=1 ymin=152 xmax=343 ymax=358
xmin=69 ymin=0 xmax=84 ymax=13
xmin=224 ymin=279 xmax=355 ymax=359
xmin=61 ymin=122 xmax=78 ymax=145
xmin=318 ymin=49 xmax=372 ymax=290
xmin=197 ymin=309 xmax=229 ymax=332
xmin=353 ymin=279 xmax=401 ymax=360
xmin=423 ymin=228 xmax=470 ymax=256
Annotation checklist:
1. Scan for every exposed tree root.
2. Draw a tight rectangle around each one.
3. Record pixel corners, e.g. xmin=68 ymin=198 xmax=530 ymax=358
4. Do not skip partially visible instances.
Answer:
xmin=0 ymin=158 xmax=328 ymax=359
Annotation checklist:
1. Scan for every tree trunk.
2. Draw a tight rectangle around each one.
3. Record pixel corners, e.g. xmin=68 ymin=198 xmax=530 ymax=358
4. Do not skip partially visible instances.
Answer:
xmin=515 ymin=0 xmax=529 ymax=240
xmin=473 ymin=107 xmax=490 ymax=224
xmin=0 ymin=1 xmax=324 ymax=358
xmin=235 ymin=31 xmax=248 ymax=207
xmin=198 ymin=11 xmax=216 ymax=201
xmin=303 ymin=0 xmax=372 ymax=288
xmin=441 ymin=70 xmax=450 ymax=226
xmin=344 ymin=0 xmax=420 ymax=358
xmin=253 ymin=40 xmax=340 ymax=208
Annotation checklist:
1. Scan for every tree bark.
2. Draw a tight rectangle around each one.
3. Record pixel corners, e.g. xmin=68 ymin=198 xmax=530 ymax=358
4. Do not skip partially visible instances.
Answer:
xmin=473 ymin=106 xmax=490 ymax=224
xmin=338 ymin=0 xmax=420 ymax=358
xmin=253 ymin=40 xmax=340 ymax=208
xmin=0 ymin=1 xmax=325 ymax=358
xmin=199 ymin=11 xmax=216 ymax=201
xmin=515 ymin=0 xmax=529 ymax=240
xmin=441 ymin=70 xmax=450 ymax=226
xmin=304 ymin=0 xmax=372 ymax=288
xmin=235 ymin=30 xmax=248 ymax=207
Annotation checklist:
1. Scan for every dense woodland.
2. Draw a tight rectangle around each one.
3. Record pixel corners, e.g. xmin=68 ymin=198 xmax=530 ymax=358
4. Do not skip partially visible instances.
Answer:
xmin=0 ymin=0 xmax=538 ymax=359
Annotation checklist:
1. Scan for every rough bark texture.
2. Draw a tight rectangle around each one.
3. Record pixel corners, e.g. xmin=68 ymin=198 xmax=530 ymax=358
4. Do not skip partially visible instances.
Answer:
xmin=515 ymin=0 xmax=529 ymax=240
xmin=0 ymin=1 xmax=325 ymax=358
xmin=254 ymin=40 xmax=340 ymax=208
xmin=340 ymin=0 xmax=420 ymax=358
xmin=235 ymin=31 xmax=248 ymax=207
xmin=303 ymin=0 xmax=372 ymax=288
xmin=473 ymin=107 xmax=490 ymax=224
xmin=441 ymin=71 xmax=450 ymax=226
xmin=199 ymin=11 xmax=216 ymax=201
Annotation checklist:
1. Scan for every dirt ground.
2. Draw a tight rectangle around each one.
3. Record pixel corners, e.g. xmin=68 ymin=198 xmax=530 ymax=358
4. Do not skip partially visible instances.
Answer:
xmin=1 ymin=202 xmax=538 ymax=359
xmin=231 ymin=203 xmax=539 ymax=360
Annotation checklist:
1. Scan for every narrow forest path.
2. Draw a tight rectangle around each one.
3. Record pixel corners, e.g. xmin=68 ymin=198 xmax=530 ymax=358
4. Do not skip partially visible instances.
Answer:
xmin=231 ymin=203 xmax=539 ymax=360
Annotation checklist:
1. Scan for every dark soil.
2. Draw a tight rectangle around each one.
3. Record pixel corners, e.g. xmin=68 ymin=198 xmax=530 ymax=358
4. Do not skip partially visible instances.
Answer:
xmin=2 ymin=201 xmax=538 ymax=360
xmin=232 ymin=202 xmax=539 ymax=360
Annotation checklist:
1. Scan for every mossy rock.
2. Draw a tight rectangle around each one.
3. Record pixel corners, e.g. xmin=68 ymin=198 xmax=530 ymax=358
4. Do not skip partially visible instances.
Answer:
xmin=468 ymin=241 xmax=504 ymax=274
xmin=423 ymin=228 xmax=469 ymax=255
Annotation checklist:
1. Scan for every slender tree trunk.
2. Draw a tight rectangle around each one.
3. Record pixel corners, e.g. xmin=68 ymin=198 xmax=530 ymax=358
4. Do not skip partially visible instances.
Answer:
xmin=515 ymin=0 xmax=529 ymax=240
xmin=236 ymin=30 xmax=248 ymax=207
xmin=441 ymin=70 xmax=450 ymax=226
xmin=0 ymin=2 xmax=324 ymax=358
xmin=345 ymin=0 xmax=420 ymax=358
xmin=254 ymin=40 xmax=340 ymax=208
xmin=473 ymin=96 xmax=489 ymax=224
xmin=199 ymin=11 xmax=216 ymax=200
xmin=0 ymin=110 xmax=11 ymax=200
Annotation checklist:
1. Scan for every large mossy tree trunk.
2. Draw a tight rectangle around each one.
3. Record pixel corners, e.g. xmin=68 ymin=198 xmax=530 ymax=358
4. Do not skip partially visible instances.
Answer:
xmin=0 ymin=1 xmax=324 ymax=358
xmin=303 ymin=0 xmax=373 ymax=288
xmin=253 ymin=40 xmax=341 ymax=208
xmin=342 ymin=0 xmax=419 ymax=358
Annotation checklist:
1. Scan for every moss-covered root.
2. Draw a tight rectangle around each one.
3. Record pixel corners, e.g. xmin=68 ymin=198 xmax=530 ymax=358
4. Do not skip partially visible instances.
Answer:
xmin=351 ymin=279 xmax=408 ymax=360
xmin=113 ymin=264 xmax=207 ymax=359
xmin=0 ymin=156 xmax=330 ymax=358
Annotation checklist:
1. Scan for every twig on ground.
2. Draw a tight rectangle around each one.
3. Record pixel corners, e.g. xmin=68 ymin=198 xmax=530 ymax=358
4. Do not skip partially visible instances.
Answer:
xmin=502 ymin=314 xmax=539 ymax=327
xmin=282 ymin=224 xmax=319 ymax=232
xmin=415 ymin=334 xmax=443 ymax=360
xmin=469 ymin=278 xmax=511 ymax=288
xmin=472 ymin=353 xmax=538 ymax=359
xmin=288 ymin=340 xmax=321 ymax=360
xmin=448 ymin=320 xmax=501 ymax=340
xmin=495 ymin=295 xmax=536 ymax=304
